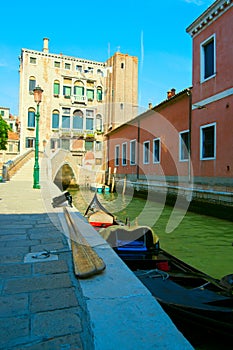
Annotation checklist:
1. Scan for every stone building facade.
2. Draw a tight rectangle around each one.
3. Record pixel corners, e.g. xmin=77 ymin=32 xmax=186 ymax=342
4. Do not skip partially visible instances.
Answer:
xmin=18 ymin=38 xmax=138 ymax=170
xmin=0 ymin=107 xmax=20 ymax=164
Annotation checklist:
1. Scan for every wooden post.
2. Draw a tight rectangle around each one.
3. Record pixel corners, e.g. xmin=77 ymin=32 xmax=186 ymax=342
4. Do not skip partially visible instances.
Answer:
xmin=107 ymin=167 xmax=111 ymax=186
xmin=122 ymin=176 xmax=126 ymax=195
xmin=111 ymin=167 xmax=117 ymax=192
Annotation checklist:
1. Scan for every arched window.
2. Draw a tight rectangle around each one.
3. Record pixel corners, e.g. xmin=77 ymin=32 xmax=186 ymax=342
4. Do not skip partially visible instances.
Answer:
xmin=53 ymin=80 xmax=60 ymax=96
xmin=74 ymin=80 xmax=84 ymax=97
xmin=52 ymin=109 xmax=59 ymax=129
xmin=73 ymin=110 xmax=83 ymax=130
xmin=29 ymin=76 xmax=36 ymax=93
xmin=28 ymin=107 xmax=35 ymax=128
xmin=97 ymin=86 xmax=103 ymax=101
xmin=96 ymin=114 xmax=103 ymax=132
xmin=97 ymin=69 xmax=103 ymax=77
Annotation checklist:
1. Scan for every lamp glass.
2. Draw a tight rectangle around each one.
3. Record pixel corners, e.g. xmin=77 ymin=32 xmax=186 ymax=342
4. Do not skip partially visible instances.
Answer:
xmin=33 ymin=86 xmax=43 ymax=104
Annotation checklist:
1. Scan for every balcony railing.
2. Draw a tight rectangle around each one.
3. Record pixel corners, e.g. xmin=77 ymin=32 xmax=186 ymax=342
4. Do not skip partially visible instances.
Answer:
xmin=59 ymin=128 xmax=97 ymax=139
xmin=71 ymin=95 xmax=87 ymax=104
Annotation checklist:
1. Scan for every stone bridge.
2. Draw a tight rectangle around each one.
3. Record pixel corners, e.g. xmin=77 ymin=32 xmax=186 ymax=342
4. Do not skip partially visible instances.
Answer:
xmin=1 ymin=148 xmax=105 ymax=191
xmin=46 ymin=149 xmax=104 ymax=190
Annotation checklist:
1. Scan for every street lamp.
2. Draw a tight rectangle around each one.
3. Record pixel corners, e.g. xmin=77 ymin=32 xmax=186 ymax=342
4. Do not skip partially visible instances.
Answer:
xmin=33 ymin=85 xmax=43 ymax=189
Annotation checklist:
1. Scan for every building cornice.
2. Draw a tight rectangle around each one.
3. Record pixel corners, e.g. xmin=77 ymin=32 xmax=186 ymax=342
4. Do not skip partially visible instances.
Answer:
xmin=21 ymin=48 xmax=106 ymax=67
xmin=186 ymin=0 xmax=232 ymax=37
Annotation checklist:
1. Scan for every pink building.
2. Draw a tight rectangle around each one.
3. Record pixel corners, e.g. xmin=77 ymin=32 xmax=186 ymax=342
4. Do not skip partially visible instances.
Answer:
xmin=106 ymin=0 xmax=233 ymax=207
xmin=186 ymin=0 xmax=233 ymax=191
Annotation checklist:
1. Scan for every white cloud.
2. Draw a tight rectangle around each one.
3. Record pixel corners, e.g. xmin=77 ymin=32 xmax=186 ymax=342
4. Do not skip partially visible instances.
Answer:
xmin=184 ymin=0 xmax=205 ymax=5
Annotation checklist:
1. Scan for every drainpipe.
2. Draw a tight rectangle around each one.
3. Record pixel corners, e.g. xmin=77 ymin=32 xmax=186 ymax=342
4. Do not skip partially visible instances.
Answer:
xmin=187 ymin=88 xmax=192 ymax=183
xmin=106 ymin=134 xmax=110 ymax=175
xmin=137 ymin=119 xmax=140 ymax=180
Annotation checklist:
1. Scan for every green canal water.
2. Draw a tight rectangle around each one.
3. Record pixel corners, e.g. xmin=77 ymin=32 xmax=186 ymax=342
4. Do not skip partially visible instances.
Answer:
xmin=71 ymin=189 xmax=233 ymax=279
xmin=70 ymin=189 xmax=233 ymax=349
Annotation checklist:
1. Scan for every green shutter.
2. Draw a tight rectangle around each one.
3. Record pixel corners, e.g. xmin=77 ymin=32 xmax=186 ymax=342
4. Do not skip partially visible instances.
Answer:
xmin=54 ymin=83 xmax=60 ymax=95
xmin=87 ymin=89 xmax=94 ymax=100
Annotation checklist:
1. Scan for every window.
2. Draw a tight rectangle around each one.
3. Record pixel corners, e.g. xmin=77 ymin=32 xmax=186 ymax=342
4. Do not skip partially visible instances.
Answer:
xmin=87 ymin=67 xmax=93 ymax=74
xmin=121 ymin=63 xmax=124 ymax=69
xmin=53 ymin=80 xmax=60 ymax=96
xmin=50 ymin=138 xmax=60 ymax=149
xmin=97 ymin=87 xmax=103 ymax=101
xmin=26 ymin=137 xmax=35 ymax=148
xmin=153 ymin=138 xmax=160 ymax=163
xmin=86 ymin=110 xmax=94 ymax=130
xmin=62 ymin=108 xmax=70 ymax=129
xmin=73 ymin=110 xmax=83 ymax=129
xmin=87 ymin=81 xmax=94 ymax=101
xmin=85 ymin=141 xmax=93 ymax=151
xmin=30 ymin=57 xmax=36 ymax=64
xmin=122 ymin=143 xmax=127 ymax=166
xmin=52 ymin=110 xmax=59 ymax=129
xmin=143 ymin=141 xmax=150 ymax=164
xmin=201 ymin=35 xmax=216 ymax=81
xmin=27 ymin=108 xmax=35 ymax=128
xmin=96 ymin=158 xmax=102 ymax=165
xmin=97 ymin=69 xmax=103 ymax=76
xmin=95 ymin=141 xmax=102 ymax=151
xmin=29 ymin=76 xmax=36 ymax=93
xmin=54 ymin=61 xmax=60 ymax=68
xmin=200 ymin=123 xmax=216 ymax=160
xmin=61 ymin=139 xmax=70 ymax=150
xmin=179 ymin=131 xmax=190 ymax=161
xmin=63 ymin=78 xmax=72 ymax=97
xmin=120 ymin=103 xmax=124 ymax=110
xmin=1 ymin=110 xmax=4 ymax=116
xmin=115 ymin=145 xmax=120 ymax=166
xmin=65 ymin=63 xmax=71 ymax=70
xmin=96 ymin=114 xmax=102 ymax=132
xmin=130 ymin=140 xmax=136 ymax=165
xmin=87 ymin=89 xmax=94 ymax=101
xmin=74 ymin=81 xmax=84 ymax=98
xmin=76 ymin=65 xmax=82 ymax=72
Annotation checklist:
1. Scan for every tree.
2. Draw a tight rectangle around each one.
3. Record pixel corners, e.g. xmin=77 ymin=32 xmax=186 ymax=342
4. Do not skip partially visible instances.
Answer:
xmin=0 ymin=116 xmax=11 ymax=150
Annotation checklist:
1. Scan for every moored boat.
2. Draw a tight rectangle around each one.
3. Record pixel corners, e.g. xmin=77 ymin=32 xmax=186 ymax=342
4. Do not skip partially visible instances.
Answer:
xmin=85 ymin=194 xmax=233 ymax=347
xmin=84 ymin=193 xmax=120 ymax=229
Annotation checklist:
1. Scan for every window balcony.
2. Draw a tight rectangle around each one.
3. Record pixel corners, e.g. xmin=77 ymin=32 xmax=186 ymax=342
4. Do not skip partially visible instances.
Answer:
xmin=71 ymin=95 xmax=87 ymax=104
xmin=59 ymin=128 xmax=71 ymax=137
xmin=72 ymin=129 xmax=85 ymax=138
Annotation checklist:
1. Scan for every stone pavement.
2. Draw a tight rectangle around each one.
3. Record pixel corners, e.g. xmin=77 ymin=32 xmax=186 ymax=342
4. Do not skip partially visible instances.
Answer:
xmin=0 ymin=159 xmax=92 ymax=349
xmin=0 ymin=157 xmax=194 ymax=350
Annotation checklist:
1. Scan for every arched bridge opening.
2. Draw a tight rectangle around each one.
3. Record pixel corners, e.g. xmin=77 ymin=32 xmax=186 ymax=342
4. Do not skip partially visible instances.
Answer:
xmin=54 ymin=163 xmax=79 ymax=191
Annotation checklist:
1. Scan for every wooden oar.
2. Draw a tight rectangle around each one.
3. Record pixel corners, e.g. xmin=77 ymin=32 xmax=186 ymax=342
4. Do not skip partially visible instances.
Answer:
xmin=63 ymin=207 xmax=106 ymax=278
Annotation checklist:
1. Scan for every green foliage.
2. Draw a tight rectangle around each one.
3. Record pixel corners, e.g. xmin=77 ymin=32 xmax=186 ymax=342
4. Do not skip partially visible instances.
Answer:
xmin=0 ymin=116 xmax=11 ymax=150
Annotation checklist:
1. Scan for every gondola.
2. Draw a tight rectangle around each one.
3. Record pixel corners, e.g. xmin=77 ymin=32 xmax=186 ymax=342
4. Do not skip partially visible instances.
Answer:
xmin=85 ymin=194 xmax=233 ymax=347
xmin=84 ymin=193 xmax=123 ymax=229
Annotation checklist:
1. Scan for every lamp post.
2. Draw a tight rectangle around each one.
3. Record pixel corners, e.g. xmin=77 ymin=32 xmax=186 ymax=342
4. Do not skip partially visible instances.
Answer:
xmin=33 ymin=85 xmax=43 ymax=189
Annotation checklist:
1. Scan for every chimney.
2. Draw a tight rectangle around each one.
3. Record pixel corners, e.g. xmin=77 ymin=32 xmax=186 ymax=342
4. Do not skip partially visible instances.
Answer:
xmin=171 ymin=88 xmax=176 ymax=97
xmin=167 ymin=88 xmax=176 ymax=99
xmin=43 ymin=38 xmax=49 ymax=53
xmin=148 ymin=102 xmax=153 ymax=109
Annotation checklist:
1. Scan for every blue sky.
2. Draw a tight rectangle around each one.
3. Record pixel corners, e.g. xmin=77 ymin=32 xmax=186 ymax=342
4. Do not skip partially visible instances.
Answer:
xmin=0 ymin=0 xmax=214 ymax=115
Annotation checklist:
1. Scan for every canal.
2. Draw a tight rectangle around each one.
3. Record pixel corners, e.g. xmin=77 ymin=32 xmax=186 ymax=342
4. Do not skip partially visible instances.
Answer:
xmin=70 ymin=188 xmax=233 ymax=349
xmin=70 ymin=188 xmax=233 ymax=280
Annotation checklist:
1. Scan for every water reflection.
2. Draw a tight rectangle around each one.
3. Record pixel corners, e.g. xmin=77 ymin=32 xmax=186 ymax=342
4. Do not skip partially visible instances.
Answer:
xmin=71 ymin=189 xmax=233 ymax=279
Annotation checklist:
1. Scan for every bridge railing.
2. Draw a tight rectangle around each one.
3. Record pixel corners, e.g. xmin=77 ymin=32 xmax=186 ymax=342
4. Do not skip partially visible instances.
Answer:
xmin=2 ymin=149 xmax=35 ymax=181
